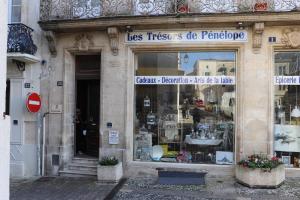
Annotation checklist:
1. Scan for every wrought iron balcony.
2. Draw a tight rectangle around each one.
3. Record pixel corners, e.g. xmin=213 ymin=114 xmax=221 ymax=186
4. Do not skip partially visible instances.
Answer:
xmin=40 ymin=0 xmax=300 ymax=21
xmin=7 ymin=23 xmax=37 ymax=55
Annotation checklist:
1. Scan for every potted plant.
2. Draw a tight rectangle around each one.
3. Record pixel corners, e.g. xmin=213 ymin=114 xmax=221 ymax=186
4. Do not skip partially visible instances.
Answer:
xmin=236 ymin=154 xmax=285 ymax=188
xmin=177 ymin=0 xmax=189 ymax=13
xmin=97 ymin=156 xmax=123 ymax=183
xmin=254 ymin=2 xmax=268 ymax=11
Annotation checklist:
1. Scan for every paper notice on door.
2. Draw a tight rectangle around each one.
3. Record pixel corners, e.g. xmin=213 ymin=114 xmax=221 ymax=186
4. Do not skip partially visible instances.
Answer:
xmin=109 ymin=130 xmax=119 ymax=145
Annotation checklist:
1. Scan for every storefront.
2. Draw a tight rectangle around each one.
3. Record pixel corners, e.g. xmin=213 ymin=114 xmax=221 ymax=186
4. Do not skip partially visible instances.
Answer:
xmin=39 ymin=8 xmax=300 ymax=177
xmin=274 ymin=51 xmax=300 ymax=169
xmin=122 ymin=27 xmax=300 ymax=177
xmin=119 ymin=29 xmax=242 ymax=177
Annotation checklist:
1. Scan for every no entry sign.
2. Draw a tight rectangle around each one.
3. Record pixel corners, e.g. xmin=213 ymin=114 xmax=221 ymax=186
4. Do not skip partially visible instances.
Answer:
xmin=26 ymin=93 xmax=41 ymax=113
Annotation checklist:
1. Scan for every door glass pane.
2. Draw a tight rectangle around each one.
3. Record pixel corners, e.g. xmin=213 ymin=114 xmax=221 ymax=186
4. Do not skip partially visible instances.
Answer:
xmin=134 ymin=51 xmax=236 ymax=164
xmin=274 ymin=52 xmax=300 ymax=168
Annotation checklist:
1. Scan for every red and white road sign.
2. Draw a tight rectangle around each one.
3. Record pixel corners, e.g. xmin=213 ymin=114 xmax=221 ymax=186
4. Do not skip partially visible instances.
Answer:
xmin=26 ymin=93 xmax=41 ymax=113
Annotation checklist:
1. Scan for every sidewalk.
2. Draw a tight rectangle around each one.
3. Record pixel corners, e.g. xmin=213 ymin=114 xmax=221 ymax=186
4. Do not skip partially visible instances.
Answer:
xmin=113 ymin=177 xmax=300 ymax=200
xmin=10 ymin=176 xmax=300 ymax=200
xmin=10 ymin=177 xmax=116 ymax=200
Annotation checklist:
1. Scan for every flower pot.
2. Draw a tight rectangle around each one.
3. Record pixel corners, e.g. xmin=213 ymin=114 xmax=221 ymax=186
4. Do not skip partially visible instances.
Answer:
xmin=254 ymin=3 xmax=268 ymax=11
xmin=97 ymin=162 xmax=123 ymax=183
xmin=178 ymin=4 xmax=189 ymax=13
xmin=235 ymin=164 xmax=285 ymax=188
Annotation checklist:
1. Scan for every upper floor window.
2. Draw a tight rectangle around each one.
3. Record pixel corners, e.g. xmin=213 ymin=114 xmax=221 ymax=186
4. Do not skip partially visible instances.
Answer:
xmin=8 ymin=0 xmax=22 ymax=23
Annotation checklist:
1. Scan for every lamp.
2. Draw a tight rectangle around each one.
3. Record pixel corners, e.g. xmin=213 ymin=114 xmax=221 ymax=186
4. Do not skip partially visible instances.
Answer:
xmin=291 ymin=85 xmax=300 ymax=117
xmin=291 ymin=54 xmax=300 ymax=118
xmin=183 ymin=53 xmax=189 ymax=64
xmin=236 ymin=22 xmax=245 ymax=30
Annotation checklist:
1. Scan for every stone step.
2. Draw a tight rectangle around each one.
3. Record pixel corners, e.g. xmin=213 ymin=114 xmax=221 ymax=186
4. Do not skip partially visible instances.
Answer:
xmin=68 ymin=163 xmax=97 ymax=172
xmin=59 ymin=169 xmax=97 ymax=177
xmin=72 ymin=157 xmax=99 ymax=165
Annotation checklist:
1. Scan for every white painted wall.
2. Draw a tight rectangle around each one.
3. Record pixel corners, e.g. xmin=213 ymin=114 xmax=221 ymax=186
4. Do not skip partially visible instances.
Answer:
xmin=0 ymin=0 xmax=10 ymax=199
xmin=6 ymin=0 xmax=46 ymax=178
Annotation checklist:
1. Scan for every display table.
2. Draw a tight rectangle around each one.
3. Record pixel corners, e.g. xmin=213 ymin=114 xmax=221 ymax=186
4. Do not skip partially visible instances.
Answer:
xmin=184 ymin=135 xmax=222 ymax=146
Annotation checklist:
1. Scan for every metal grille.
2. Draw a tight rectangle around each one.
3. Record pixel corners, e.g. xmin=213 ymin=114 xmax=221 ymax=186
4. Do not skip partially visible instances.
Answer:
xmin=39 ymin=0 xmax=300 ymax=21
xmin=7 ymin=23 xmax=37 ymax=55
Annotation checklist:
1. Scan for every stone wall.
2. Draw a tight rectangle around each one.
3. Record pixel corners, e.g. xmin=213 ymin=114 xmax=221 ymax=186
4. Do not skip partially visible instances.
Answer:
xmin=45 ymin=24 xmax=300 ymax=177
xmin=7 ymin=0 xmax=50 ymax=178
xmin=0 ymin=0 xmax=10 ymax=199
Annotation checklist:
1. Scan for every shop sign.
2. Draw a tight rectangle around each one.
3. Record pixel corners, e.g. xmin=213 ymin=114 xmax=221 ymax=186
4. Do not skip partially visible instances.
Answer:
xmin=135 ymin=76 xmax=235 ymax=85
xmin=126 ymin=30 xmax=247 ymax=43
xmin=274 ymin=76 xmax=300 ymax=85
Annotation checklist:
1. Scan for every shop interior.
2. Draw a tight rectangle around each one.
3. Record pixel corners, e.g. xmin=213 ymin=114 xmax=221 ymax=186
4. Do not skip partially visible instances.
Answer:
xmin=274 ymin=52 xmax=300 ymax=168
xmin=134 ymin=52 xmax=236 ymax=164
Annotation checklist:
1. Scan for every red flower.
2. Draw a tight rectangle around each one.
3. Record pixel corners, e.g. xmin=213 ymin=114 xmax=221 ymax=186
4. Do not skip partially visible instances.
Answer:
xmin=271 ymin=156 xmax=278 ymax=161
xmin=178 ymin=5 xmax=189 ymax=13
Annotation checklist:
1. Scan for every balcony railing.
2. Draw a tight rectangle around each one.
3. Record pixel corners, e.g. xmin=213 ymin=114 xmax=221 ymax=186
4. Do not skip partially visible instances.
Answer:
xmin=7 ymin=23 xmax=37 ymax=55
xmin=40 ymin=0 xmax=300 ymax=21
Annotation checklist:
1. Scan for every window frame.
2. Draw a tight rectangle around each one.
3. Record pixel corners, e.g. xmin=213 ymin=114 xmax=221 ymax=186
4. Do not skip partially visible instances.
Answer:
xmin=8 ymin=0 xmax=22 ymax=23
xmin=133 ymin=49 xmax=238 ymax=165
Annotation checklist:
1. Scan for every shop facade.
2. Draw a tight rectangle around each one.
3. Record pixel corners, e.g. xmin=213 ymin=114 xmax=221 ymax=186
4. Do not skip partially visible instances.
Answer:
xmin=38 ymin=1 xmax=300 ymax=178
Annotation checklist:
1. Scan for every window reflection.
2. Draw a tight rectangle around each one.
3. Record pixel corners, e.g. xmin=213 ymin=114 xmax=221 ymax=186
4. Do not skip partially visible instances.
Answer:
xmin=134 ymin=52 xmax=236 ymax=164
xmin=274 ymin=52 xmax=300 ymax=168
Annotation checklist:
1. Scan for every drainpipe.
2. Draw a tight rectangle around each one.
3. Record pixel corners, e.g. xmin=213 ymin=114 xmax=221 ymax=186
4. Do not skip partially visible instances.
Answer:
xmin=41 ymin=111 xmax=62 ymax=176
xmin=42 ymin=112 xmax=49 ymax=176
xmin=37 ymin=113 xmax=41 ymax=176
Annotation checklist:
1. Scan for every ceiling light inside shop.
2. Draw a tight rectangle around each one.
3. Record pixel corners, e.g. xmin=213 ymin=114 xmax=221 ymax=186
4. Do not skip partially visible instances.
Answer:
xmin=183 ymin=53 xmax=189 ymax=64
xmin=291 ymin=106 xmax=300 ymax=118
xmin=291 ymin=55 xmax=300 ymax=118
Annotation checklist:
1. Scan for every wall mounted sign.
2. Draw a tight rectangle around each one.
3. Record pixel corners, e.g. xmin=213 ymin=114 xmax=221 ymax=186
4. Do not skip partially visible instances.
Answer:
xmin=24 ymin=83 xmax=31 ymax=88
xmin=135 ymin=76 xmax=235 ymax=85
xmin=269 ymin=37 xmax=276 ymax=43
xmin=274 ymin=76 xmax=300 ymax=85
xmin=57 ymin=81 xmax=63 ymax=86
xmin=109 ymin=130 xmax=119 ymax=145
xmin=126 ymin=30 xmax=248 ymax=43
xmin=26 ymin=92 xmax=41 ymax=113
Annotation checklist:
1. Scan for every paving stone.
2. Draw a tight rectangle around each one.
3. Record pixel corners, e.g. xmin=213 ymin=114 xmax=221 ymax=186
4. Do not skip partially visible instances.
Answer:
xmin=113 ymin=177 xmax=300 ymax=200
xmin=10 ymin=176 xmax=300 ymax=200
xmin=10 ymin=177 xmax=116 ymax=200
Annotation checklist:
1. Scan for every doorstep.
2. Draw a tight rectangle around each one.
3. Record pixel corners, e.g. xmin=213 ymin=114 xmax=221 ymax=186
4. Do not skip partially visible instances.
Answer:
xmin=156 ymin=167 xmax=207 ymax=185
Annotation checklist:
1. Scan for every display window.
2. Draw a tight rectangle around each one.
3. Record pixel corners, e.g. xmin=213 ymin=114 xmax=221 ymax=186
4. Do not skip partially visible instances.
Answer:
xmin=134 ymin=51 xmax=236 ymax=164
xmin=274 ymin=51 xmax=300 ymax=168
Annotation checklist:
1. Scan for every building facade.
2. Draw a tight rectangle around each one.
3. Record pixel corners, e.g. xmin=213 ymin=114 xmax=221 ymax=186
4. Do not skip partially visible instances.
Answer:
xmin=8 ymin=0 xmax=300 ymax=179
xmin=1 ymin=0 xmax=10 ymax=199
xmin=6 ymin=0 xmax=49 ymax=177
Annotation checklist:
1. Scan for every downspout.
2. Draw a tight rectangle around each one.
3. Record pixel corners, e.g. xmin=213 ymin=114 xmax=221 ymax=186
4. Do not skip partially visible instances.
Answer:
xmin=42 ymin=112 xmax=49 ymax=176
xmin=37 ymin=113 xmax=41 ymax=176
xmin=40 ymin=111 xmax=62 ymax=176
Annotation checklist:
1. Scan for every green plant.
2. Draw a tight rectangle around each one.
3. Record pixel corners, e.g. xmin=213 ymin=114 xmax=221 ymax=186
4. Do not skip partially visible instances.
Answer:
xmin=238 ymin=154 xmax=283 ymax=172
xmin=99 ymin=156 xmax=119 ymax=166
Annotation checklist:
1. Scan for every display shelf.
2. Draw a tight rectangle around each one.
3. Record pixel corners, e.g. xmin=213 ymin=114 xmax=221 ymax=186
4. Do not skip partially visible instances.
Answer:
xmin=158 ymin=118 xmax=183 ymax=152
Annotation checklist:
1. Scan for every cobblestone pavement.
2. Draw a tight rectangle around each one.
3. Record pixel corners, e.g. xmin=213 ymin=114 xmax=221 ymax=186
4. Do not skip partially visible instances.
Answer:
xmin=10 ymin=177 xmax=116 ymax=200
xmin=114 ymin=177 xmax=300 ymax=200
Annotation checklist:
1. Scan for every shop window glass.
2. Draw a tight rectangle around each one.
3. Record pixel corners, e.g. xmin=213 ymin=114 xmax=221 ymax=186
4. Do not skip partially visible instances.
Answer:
xmin=274 ymin=52 xmax=300 ymax=168
xmin=134 ymin=51 xmax=236 ymax=164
